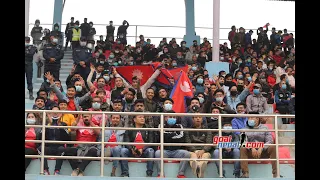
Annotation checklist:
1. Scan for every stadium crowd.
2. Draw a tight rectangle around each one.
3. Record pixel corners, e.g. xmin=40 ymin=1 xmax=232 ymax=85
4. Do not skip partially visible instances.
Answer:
xmin=25 ymin=18 xmax=295 ymax=178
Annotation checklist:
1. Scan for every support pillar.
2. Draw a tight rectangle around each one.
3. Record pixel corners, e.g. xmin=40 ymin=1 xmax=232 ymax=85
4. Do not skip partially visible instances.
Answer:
xmin=212 ymin=0 xmax=220 ymax=62
xmin=183 ymin=0 xmax=200 ymax=47
xmin=53 ymin=0 xmax=63 ymax=31
xmin=25 ymin=0 xmax=30 ymax=36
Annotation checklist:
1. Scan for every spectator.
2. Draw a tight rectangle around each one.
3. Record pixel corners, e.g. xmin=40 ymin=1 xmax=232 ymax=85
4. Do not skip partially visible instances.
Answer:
xmin=185 ymin=114 xmax=212 ymax=178
xmin=33 ymin=96 xmax=47 ymax=111
xmin=80 ymin=18 xmax=90 ymax=38
xmin=213 ymin=119 xmax=240 ymax=178
xmin=272 ymin=74 xmax=291 ymax=94
xmin=154 ymin=110 xmax=190 ymax=178
xmin=209 ymin=89 xmax=235 ymax=114
xmin=227 ymin=77 xmax=254 ymax=111
xmin=38 ymin=106 xmax=70 ymax=175
xmin=231 ymin=102 xmax=248 ymax=135
xmin=120 ymin=110 xmax=154 ymax=177
xmin=111 ymin=77 xmax=125 ymax=101
xmin=117 ymin=20 xmax=129 ymax=45
xmin=245 ymin=30 xmax=253 ymax=47
xmin=181 ymin=98 xmax=208 ymax=128
xmin=240 ymin=115 xmax=276 ymax=178
xmin=288 ymin=97 xmax=295 ymax=115
xmin=275 ymin=80 xmax=292 ymax=124
xmin=97 ymin=114 xmax=125 ymax=177
xmin=25 ymin=113 xmax=41 ymax=172
xmin=286 ymin=67 xmax=295 ymax=90
xmin=246 ymin=84 xmax=268 ymax=114
xmin=73 ymin=37 xmax=91 ymax=81
xmin=63 ymin=113 xmax=100 ymax=176
xmin=228 ymin=25 xmax=236 ymax=49
xmin=88 ymin=96 xmax=109 ymax=126
xmin=33 ymin=89 xmax=57 ymax=109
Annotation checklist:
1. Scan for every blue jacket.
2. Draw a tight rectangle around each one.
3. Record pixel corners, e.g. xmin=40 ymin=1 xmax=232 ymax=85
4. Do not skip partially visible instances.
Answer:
xmin=227 ymin=88 xmax=250 ymax=111
xmin=275 ymin=90 xmax=291 ymax=105
xmin=245 ymin=32 xmax=252 ymax=45
xmin=195 ymin=84 xmax=205 ymax=94
xmin=97 ymin=128 xmax=126 ymax=155
xmin=232 ymin=117 xmax=248 ymax=135
xmin=72 ymin=47 xmax=92 ymax=65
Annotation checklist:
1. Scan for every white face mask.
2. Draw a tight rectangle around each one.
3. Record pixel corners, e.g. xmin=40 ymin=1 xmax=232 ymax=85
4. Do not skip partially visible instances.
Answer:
xmin=52 ymin=38 xmax=58 ymax=43
xmin=27 ymin=119 xmax=36 ymax=125
xmin=80 ymin=42 xmax=87 ymax=47
xmin=86 ymin=43 xmax=93 ymax=49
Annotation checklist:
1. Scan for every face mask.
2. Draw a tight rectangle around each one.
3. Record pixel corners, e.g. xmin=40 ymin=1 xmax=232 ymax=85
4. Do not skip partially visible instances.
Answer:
xmin=75 ymin=85 xmax=82 ymax=92
xmin=281 ymin=84 xmax=287 ymax=90
xmin=247 ymin=59 xmax=251 ymax=63
xmin=109 ymin=55 xmax=114 ymax=59
xmin=103 ymin=76 xmax=110 ymax=81
xmin=216 ymin=97 xmax=223 ymax=102
xmin=172 ymin=63 xmax=177 ymax=67
xmin=182 ymin=44 xmax=186 ymax=47
xmin=238 ymin=61 xmax=242 ymax=64
xmin=197 ymin=78 xmax=203 ymax=84
xmin=113 ymin=62 xmax=118 ymax=66
xmin=100 ymin=61 xmax=104 ymax=64
xmin=52 ymin=38 xmax=58 ymax=43
xmin=238 ymin=75 xmax=243 ymax=79
xmin=253 ymin=89 xmax=260 ymax=95
xmin=220 ymin=57 xmax=224 ymax=61
xmin=269 ymin=67 xmax=273 ymax=70
xmin=54 ymin=27 xmax=59 ymax=30
xmin=27 ymin=119 xmax=36 ymax=125
xmin=75 ymin=25 xmax=79 ymax=28
xmin=248 ymin=120 xmax=256 ymax=127
xmin=129 ymin=62 xmax=134 ymax=65
xmin=167 ymin=118 xmax=176 ymax=125
xmin=198 ymin=97 xmax=204 ymax=104
xmin=108 ymin=59 xmax=113 ymax=63
xmin=160 ymin=42 xmax=164 ymax=46
xmin=247 ymin=77 xmax=252 ymax=82
xmin=25 ymin=43 xmax=30 ymax=46
xmin=223 ymin=126 xmax=232 ymax=133
xmin=230 ymin=91 xmax=238 ymax=96
xmin=92 ymin=102 xmax=101 ymax=110
xmin=99 ymin=50 xmax=103 ymax=54
xmin=260 ymin=78 xmax=266 ymax=83
xmin=84 ymin=119 xmax=90 ymax=126
xmin=115 ymin=50 xmax=119 ymax=53
xmin=118 ymin=61 xmax=122 ymax=64
xmin=191 ymin=67 xmax=197 ymax=71
xmin=46 ymin=79 xmax=50 ymax=83
xmin=164 ymin=103 xmax=173 ymax=111
xmin=80 ymin=42 xmax=87 ymax=47
xmin=237 ymin=85 xmax=244 ymax=92
xmin=87 ymin=44 xmax=93 ymax=49
xmin=137 ymin=49 xmax=141 ymax=53
xmin=117 ymin=41 xmax=121 ymax=44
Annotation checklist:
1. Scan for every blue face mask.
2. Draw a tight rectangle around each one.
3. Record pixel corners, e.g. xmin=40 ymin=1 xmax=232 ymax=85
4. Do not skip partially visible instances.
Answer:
xmin=109 ymin=55 xmax=114 ymax=59
xmin=247 ymin=77 xmax=252 ymax=82
xmin=197 ymin=78 xmax=203 ymax=84
xmin=75 ymin=85 xmax=82 ymax=92
xmin=167 ymin=118 xmax=176 ymax=125
xmin=253 ymin=89 xmax=260 ymax=95
xmin=191 ymin=66 xmax=197 ymax=71
xmin=113 ymin=62 xmax=118 ymax=66
xmin=172 ymin=63 xmax=177 ymax=67
xmin=92 ymin=102 xmax=101 ymax=110
xmin=223 ymin=126 xmax=232 ymax=133
xmin=25 ymin=43 xmax=30 ymax=46
xmin=238 ymin=75 xmax=243 ymax=79
xmin=248 ymin=120 xmax=255 ymax=127
xmin=164 ymin=103 xmax=173 ymax=111
xmin=198 ymin=97 xmax=204 ymax=104
xmin=286 ymin=79 xmax=289 ymax=83
xmin=117 ymin=41 xmax=121 ymax=44
xmin=281 ymin=84 xmax=287 ymax=90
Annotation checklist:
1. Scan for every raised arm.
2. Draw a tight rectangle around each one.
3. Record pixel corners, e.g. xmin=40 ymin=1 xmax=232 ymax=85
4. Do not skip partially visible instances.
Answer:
xmin=46 ymin=72 xmax=67 ymax=101
xmin=87 ymin=64 xmax=95 ymax=88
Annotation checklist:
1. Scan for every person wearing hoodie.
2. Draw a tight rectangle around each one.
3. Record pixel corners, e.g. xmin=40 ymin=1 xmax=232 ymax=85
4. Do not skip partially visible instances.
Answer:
xmin=25 ymin=113 xmax=42 ymax=172
xmin=120 ymin=110 xmax=154 ymax=177
xmin=181 ymin=98 xmax=208 ymax=128
xmin=212 ymin=119 xmax=240 ymax=178
xmin=185 ymin=115 xmax=213 ymax=178
xmin=50 ymin=23 xmax=62 ymax=45
xmin=231 ymin=102 xmax=248 ymax=135
xmin=73 ymin=37 xmax=92 ymax=81
xmin=97 ymin=114 xmax=125 ymax=177
xmin=240 ymin=114 xmax=276 ymax=178
xmin=154 ymin=111 xmax=191 ymax=178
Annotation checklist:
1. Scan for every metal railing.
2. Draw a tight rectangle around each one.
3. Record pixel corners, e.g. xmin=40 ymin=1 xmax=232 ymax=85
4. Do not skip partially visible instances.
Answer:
xmin=25 ymin=110 xmax=295 ymax=178
xmin=28 ymin=23 xmax=295 ymax=45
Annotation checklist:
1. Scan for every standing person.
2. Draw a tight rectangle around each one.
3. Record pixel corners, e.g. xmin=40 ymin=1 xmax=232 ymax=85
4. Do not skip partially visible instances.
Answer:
xmin=106 ymin=20 xmax=115 ymax=40
xmin=31 ymin=19 xmax=43 ymax=46
xmin=80 ymin=18 xmax=90 ymax=39
xmin=64 ymin=17 xmax=75 ymax=51
xmin=73 ymin=37 xmax=91 ymax=81
xmin=120 ymin=110 xmax=154 ymax=177
xmin=25 ymin=36 xmax=38 ymax=100
xmin=87 ymin=22 xmax=96 ymax=47
xmin=228 ymin=25 xmax=236 ymax=50
xmin=43 ymin=35 xmax=64 ymax=81
xmin=117 ymin=20 xmax=129 ymax=45
xmin=50 ymin=23 xmax=63 ymax=46
xmin=71 ymin=21 xmax=81 ymax=49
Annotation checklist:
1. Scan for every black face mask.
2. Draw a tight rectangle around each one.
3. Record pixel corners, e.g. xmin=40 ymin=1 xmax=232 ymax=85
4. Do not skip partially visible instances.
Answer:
xmin=84 ymin=119 xmax=90 ymax=126
xmin=225 ymin=81 xmax=232 ymax=86
xmin=230 ymin=91 xmax=238 ymax=96
xmin=237 ymin=85 xmax=244 ymax=92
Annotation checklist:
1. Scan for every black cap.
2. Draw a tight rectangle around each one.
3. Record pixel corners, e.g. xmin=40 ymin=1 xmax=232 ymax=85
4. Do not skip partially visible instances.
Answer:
xmin=80 ymin=36 xmax=87 ymax=41
xmin=54 ymin=23 xmax=59 ymax=27
xmin=222 ymin=119 xmax=232 ymax=126
xmin=163 ymin=98 xmax=174 ymax=104
xmin=112 ymin=99 xmax=123 ymax=104
xmin=134 ymin=99 xmax=144 ymax=105
xmin=98 ymin=54 xmax=105 ymax=59
xmin=110 ymin=20 xmax=113 ymax=23
xmin=71 ymin=17 xmax=74 ymax=19
xmin=25 ymin=37 xmax=30 ymax=41
xmin=75 ymin=21 xmax=80 ymax=25
xmin=128 ymin=88 xmax=136 ymax=96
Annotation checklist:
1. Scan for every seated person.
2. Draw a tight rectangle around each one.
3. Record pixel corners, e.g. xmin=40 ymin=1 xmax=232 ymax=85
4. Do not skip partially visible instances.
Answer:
xmin=63 ymin=113 xmax=101 ymax=176
xmin=33 ymin=89 xmax=57 ymax=110
xmin=185 ymin=115 xmax=212 ymax=178
xmin=88 ymin=96 xmax=108 ymax=126
xmin=120 ymin=110 xmax=154 ymax=177
xmin=212 ymin=119 xmax=240 ymax=178
xmin=246 ymin=83 xmax=268 ymax=114
xmin=154 ymin=110 xmax=190 ymax=178
xmin=25 ymin=113 xmax=41 ymax=172
xmin=231 ymin=103 xmax=248 ymax=135
xmin=98 ymin=114 xmax=125 ymax=177
xmin=240 ymin=115 xmax=276 ymax=178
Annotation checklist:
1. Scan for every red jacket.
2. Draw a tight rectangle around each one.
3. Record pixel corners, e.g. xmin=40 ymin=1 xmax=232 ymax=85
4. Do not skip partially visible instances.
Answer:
xmin=112 ymin=43 xmax=124 ymax=51
xmin=272 ymin=55 xmax=282 ymax=65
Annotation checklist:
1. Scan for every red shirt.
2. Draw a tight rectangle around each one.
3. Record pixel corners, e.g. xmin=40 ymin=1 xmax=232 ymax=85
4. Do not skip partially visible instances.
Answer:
xmin=75 ymin=126 xmax=97 ymax=147
xmin=25 ymin=128 xmax=36 ymax=150
xmin=134 ymin=132 xmax=144 ymax=149
xmin=107 ymin=131 xmax=117 ymax=148
xmin=68 ymin=99 xmax=76 ymax=111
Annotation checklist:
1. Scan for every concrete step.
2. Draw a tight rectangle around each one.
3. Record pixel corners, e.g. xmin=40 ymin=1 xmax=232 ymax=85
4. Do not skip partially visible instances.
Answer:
xmin=32 ymin=83 xmax=67 ymax=90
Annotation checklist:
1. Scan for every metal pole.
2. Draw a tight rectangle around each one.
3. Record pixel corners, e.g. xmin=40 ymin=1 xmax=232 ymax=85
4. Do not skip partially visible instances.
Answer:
xmin=212 ymin=0 xmax=220 ymax=62
xmin=100 ymin=113 xmax=106 ymax=177
xmin=160 ymin=114 xmax=164 ymax=177
xmin=135 ymin=25 xmax=138 ymax=44
xmin=40 ymin=111 xmax=46 ymax=175
xmin=274 ymin=115 xmax=280 ymax=177
xmin=25 ymin=0 xmax=30 ymax=36
xmin=218 ymin=114 xmax=223 ymax=178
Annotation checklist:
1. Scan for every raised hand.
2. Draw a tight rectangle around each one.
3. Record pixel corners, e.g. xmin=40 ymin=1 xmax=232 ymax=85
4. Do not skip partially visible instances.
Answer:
xmin=44 ymin=72 xmax=53 ymax=82
xmin=90 ymin=63 xmax=95 ymax=72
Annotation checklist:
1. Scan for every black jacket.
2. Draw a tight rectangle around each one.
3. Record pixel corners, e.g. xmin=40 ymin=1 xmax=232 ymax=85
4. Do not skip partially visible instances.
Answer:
xmin=111 ymin=87 xmax=125 ymax=101
xmin=155 ymin=123 xmax=185 ymax=151
xmin=43 ymin=43 xmax=64 ymax=67
xmin=40 ymin=122 xmax=70 ymax=148
xmin=185 ymin=125 xmax=213 ymax=152
xmin=123 ymin=124 xmax=154 ymax=150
